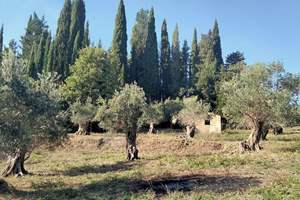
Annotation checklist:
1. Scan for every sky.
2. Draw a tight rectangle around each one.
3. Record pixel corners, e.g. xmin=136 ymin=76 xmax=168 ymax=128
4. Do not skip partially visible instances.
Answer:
xmin=0 ymin=0 xmax=299 ymax=73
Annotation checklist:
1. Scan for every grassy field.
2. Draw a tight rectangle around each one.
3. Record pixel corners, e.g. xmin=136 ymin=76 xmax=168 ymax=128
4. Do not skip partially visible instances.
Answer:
xmin=1 ymin=127 xmax=300 ymax=200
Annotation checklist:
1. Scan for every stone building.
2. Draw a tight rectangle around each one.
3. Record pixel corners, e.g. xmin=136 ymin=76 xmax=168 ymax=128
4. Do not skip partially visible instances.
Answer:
xmin=195 ymin=113 xmax=222 ymax=134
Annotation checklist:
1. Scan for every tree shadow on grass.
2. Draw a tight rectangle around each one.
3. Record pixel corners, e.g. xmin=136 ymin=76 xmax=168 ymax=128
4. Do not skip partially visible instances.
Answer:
xmin=16 ymin=174 xmax=261 ymax=200
xmin=62 ymin=161 xmax=138 ymax=176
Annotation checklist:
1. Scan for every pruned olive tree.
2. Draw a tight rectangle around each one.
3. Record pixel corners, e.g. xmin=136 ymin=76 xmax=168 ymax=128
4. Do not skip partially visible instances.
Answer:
xmin=221 ymin=63 xmax=297 ymax=152
xmin=139 ymin=102 xmax=164 ymax=134
xmin=98 ymin=84 xmax=146 ymax=160
xmin=69 ymin=97 xmax=97 ymax=135
xmin=0 ymin=50 xmax=66 ymax=177
xmin=163 ymin=98 xmax=184 ymax=126
xmin=173 ymin=96 xmax=210 ymax=138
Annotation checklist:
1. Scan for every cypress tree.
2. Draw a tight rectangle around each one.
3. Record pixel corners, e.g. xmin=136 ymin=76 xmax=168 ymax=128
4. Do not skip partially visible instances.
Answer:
xmin=83 ymin=21 xmax=90 ymax=48
xmin=130 ymin=9 xmax=149 ymax=83
xmin=196 ymin=21 xmax=223 ymax=110
xmin=143 ymin=7 xmax=160 ymax=100
xmin=21 ymin=13 xmax=48 ymax=60
xmin=72 ymin=31 xmax=81 ymax=63
xmin=35 ymin=31 xmax=48 ymax=75
xmin=112 ymin=0 xmax=128 ymax=86
xmin=43 ymin=32 xmax=52 ymax=71
xmin=28 ymin=42 xmax=38 ymax=79
xmin=46 ymin=41 xmax=55 ymax=73
xmin=0 ymin=25 xmax=3 ymax=64
xmin=53 ymin=0 xmax=72 ymax=79
xmin=69 ymin=0 xmax=86 ymax=64
xmin=170 ymin=24 xmax=181 ymax=97
xmin=212 ymin=20 xmax=223 ymax=72
xmin=181 ymin=40 xmax=190 ymax=88
xmin=190 ymin=28 xmax=200 ymax=85
xmin=160 ymin=19 xmax=171 ymax=99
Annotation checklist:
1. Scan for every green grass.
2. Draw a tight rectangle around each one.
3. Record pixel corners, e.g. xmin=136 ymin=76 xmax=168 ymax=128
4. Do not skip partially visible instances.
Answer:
xmin=0 ymin=128 xmax=300 ymax=200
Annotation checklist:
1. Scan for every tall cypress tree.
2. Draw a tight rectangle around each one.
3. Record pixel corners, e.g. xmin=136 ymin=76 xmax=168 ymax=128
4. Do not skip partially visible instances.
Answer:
xmin=181 ymin=40 xmax=190 ymax=88
xmin=170 ymin=24 xmax=181 ymax=97
xmin=0 ymin=25 xmax=3 ymax=64
xmin=83 ymin=21 xmax=90 ymax=48
xmin=28 ymin=42 xmax=38 ymax=79
xmin=46 ymin=41 xmax=55 ymax=73
xmin=143 ymin=7 xmax=160 ymax=100
xmin=196 ymin=21 xmax=223 ymax=110
xmin=130 ymin=9 xmax=149 ymax=83
xmin=53 ymin=0 xmax=72 ymax=79
xmin=190 ymin=28 xmax=200 ymax=85
xmin=43 ymin=32 xmax=52 ymax=71
xmin=69 ymin=0 xmax=86 ymax=64
xmin=160 ymin=19 xmax=171 ymax=99
xmin=21 ymin=13 xmax=48 ymax=60
xmin=112 ymin=0 xmax=128 ymax=86
xmin=35 ymin=30 xmax=48 ymax=75
xmin=211 ymin=20 xmax=223 ymax=72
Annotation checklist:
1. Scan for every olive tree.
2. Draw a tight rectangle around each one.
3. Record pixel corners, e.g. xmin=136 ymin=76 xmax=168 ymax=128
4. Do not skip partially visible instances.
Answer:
xmin=174 ymin=96 xmax=210 ymax=138
xmin=221 ymin=63 xmax=297 ymax=151
xmin=139 ymin=102 xmax=164 ymax=134
xmin=0 ymin=50 xmax=66 ymax=177
xmin=98 ymin=84 xmax=146 ymax=160
xmin=69 ymin=97 xmax=97 ymax=135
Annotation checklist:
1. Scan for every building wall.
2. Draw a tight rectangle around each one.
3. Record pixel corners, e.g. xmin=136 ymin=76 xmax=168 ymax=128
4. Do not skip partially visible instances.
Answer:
xmin=195 ymin=114 xmax=222 ymax=134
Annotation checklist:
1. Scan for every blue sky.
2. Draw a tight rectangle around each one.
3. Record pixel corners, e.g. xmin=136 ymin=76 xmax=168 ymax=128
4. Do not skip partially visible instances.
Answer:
xmin=0 ymin=0 xmax=299 ymax=73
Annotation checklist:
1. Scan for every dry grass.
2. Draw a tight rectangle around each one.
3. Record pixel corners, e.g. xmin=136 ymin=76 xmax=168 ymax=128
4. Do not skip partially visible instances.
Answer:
xmin=0 ymin=127 xmax=300 ymax=200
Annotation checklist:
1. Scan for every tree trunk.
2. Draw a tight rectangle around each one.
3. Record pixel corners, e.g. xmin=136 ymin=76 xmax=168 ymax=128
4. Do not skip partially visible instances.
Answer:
xmin=148 ymin=122 xmax=156 ymax=134
xmin=261 ymin=125 xmax=269 ymax=140
xmin=186 ymin=125 xmax=195 ymax=138
xmin=240 ymin=121 xmax=264 ymax=152
xmin=1 ymin=150 xmax=28 ymax=177
xmin=76 ymin=122 xmax=90 ymax=135
xmin=126 ymin=126 xmax=139 ymax=161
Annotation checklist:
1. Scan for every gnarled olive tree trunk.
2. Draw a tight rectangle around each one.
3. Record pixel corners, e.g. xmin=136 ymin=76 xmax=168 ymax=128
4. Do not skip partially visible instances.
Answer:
xmin=76 ymin=121 xmax=90 ymax=135
xmin=1 ymin=149 xmax=28 ymax=177
xmin=126 ymin=126 xmax=139 ymax=161
xmin=148 ymin=122 xmax=156 ymax=134
xmin=240 ymin=121 xmax=264 ymax=152
xmin=186 ymin=125 xmax=196 ymax=138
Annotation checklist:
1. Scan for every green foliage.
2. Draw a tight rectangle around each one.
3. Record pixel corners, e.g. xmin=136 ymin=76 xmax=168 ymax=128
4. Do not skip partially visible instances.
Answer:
xmin=43 ymin=32 xmax=52 ymax=72
xmin=190 ymin=28 xmax=200 ymax=85
xmin=98 ymin=84 xmax=146 ymax=132
xmin=181 ymin=40 xmax=190 ymax=89
xmin=112 ymin=0 xmax=128 ymax=86
xmin=0 ymin=25 xmax=3 ymax=64
xmin=82 ymin=21 xmax=90 ymax=48
xmin=221 ymin=63 xmax=297 ymax=127
xmin=52 ymin=0 xmax=72 ymax=79
xmin=225 ymin=51 xmax=245 ymax=68
xmin=163 ymin=98 xmax=184 ymax=123
xmin=160 ymin=19 xmax=171 ymax=99
xmin=34 ymin=31 xmax=49 ymax=76
xmin=139 ymin=101 xmax=164 ymax=128
xmin=61 ymin=47 xmax=116 ymax=104
xmin=169 ymin=24 xmax=182 ymax=97
xmin=196 ymin=21 xmax=224 ymax=110
xmin=69 ymin=0 xmax=86 ymax=64
xmin=130 ymin=9 xmax=149 ymax=83
xmin=69 ymin=97 xmax=97 ymax=127
xmin=174 ymin=96 xmax=210 ymax=126
xmin=143 ymin=8 xmax=160 ymax=100
xmin=0 ymin=50 xmax=66 ymax=156
xmin=21 ymin=12 xmax=48 ymax=60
